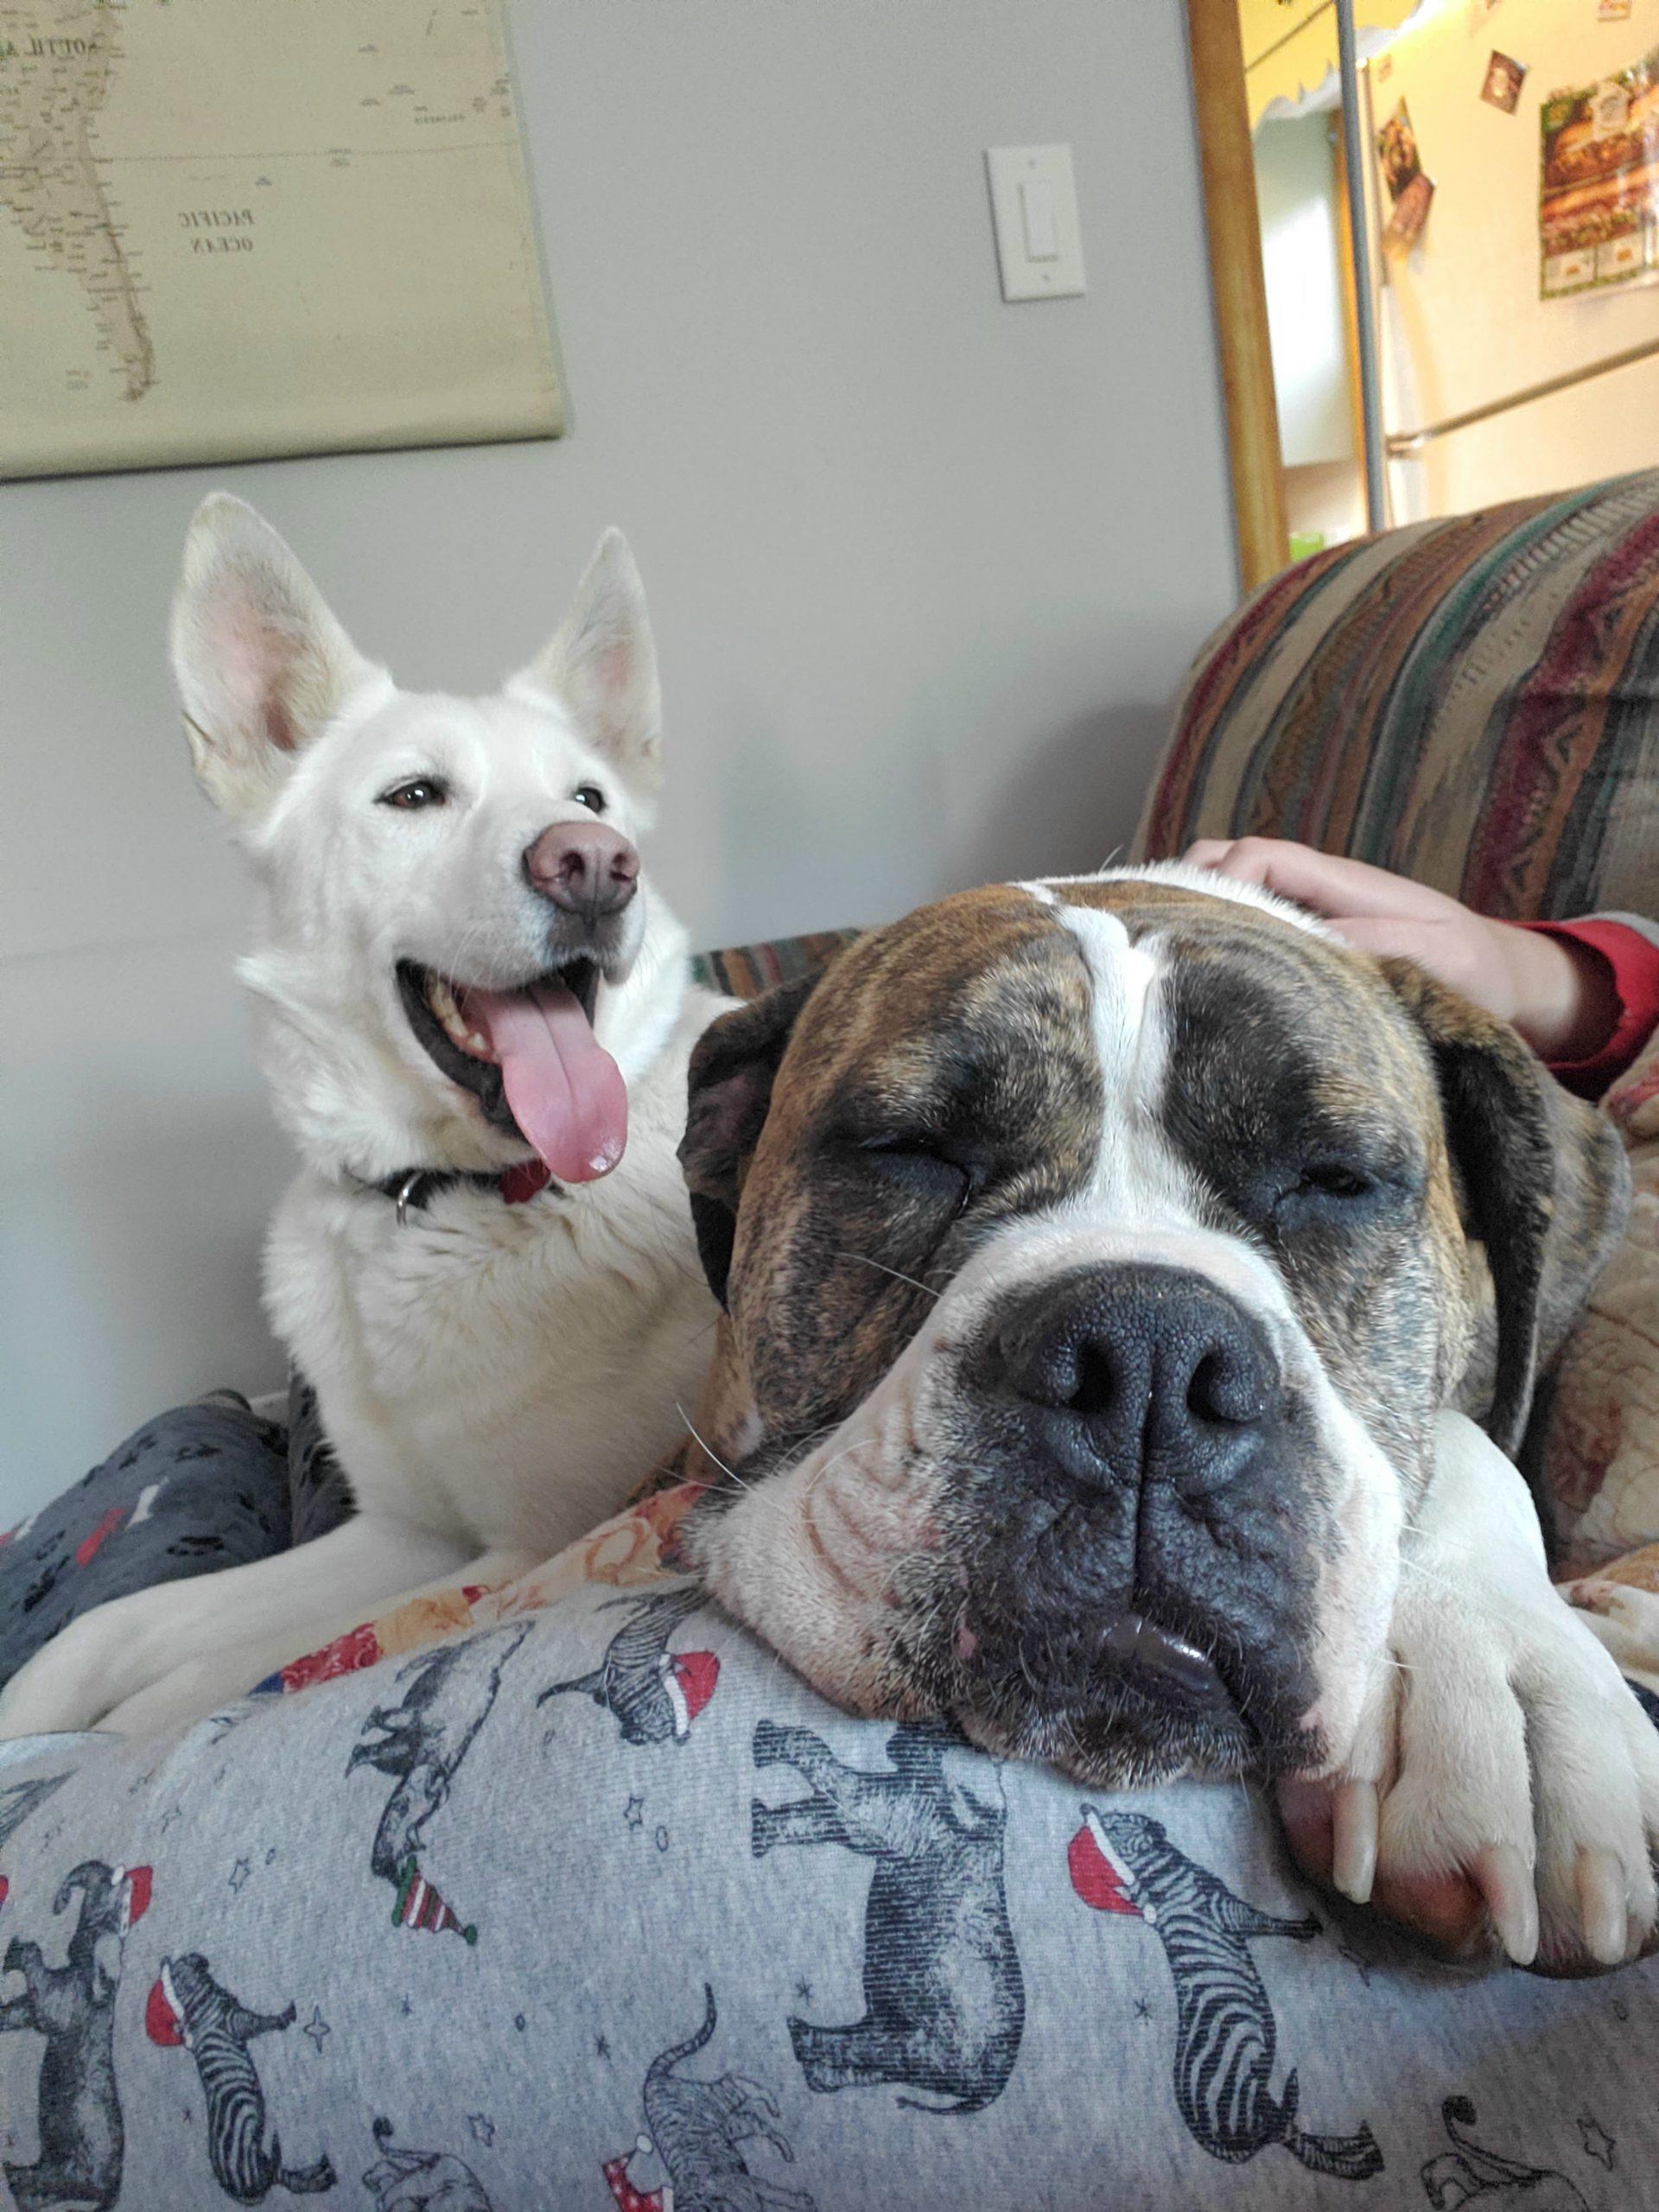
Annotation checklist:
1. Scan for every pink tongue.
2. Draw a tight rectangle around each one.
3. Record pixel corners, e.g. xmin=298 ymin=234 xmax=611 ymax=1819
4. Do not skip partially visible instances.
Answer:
xmin=459 ymin=978 xmax=627 ymax=1183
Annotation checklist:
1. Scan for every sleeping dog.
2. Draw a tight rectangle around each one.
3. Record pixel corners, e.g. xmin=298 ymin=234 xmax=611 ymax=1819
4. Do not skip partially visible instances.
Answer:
xmin=673 ymin=865 xmax=1659 ymax=1974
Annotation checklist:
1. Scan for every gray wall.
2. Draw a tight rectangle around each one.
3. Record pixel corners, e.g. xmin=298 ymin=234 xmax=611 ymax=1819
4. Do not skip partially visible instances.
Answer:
xmin=0 ymin=0 xmax=1236 ymax=1518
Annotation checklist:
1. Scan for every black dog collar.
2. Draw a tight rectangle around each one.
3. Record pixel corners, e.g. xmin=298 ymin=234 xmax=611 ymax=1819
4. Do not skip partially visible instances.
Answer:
xmin=357 ymin=1158 xmax=556 ymax=1225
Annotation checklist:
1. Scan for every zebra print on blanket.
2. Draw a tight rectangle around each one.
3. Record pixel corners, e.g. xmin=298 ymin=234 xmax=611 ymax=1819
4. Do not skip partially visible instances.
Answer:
xmin=145 ymin=1953 xmax=336 ymax=2203
xmin=1070 ymin=1808 xmax=1384 ymax=2181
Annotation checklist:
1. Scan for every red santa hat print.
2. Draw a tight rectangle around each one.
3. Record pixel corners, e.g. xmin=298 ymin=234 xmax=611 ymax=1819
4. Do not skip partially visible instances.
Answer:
xmin=659 ymin=1649 xmax=718 ymax=1740
xmin=603 ymin=2137 xmax=671 ymax=2212
xmin=392 ymin=1855 xmax=478 ymax=1944
xmin=116 ymin=1863 xmax=154 ymax=1937
xmin=144 ymin=1959 xmax=184 ymax=2047
xmin=1068 ymin=1810 xmax=1141 ymax=1917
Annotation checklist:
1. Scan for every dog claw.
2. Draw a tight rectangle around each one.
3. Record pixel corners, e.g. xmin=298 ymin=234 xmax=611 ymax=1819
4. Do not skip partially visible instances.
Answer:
xmin=1577 ymin=1848 xmax=1630 ymax=1967
xmin=1332 ymin=1780 xmax=1377 ymax=1904
xmin=1471 ymin=1843 xmax=1538 ymax=1966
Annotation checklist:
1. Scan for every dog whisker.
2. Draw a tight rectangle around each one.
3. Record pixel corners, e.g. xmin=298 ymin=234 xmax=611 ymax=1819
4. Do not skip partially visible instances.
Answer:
xmin=800 ymin=1438 xmax=876 ymax=1490
xmin=675 ymin=1402 xmax=754 ymax=1495
xmin=835 ymin=1250 xmax=943 ymax=1300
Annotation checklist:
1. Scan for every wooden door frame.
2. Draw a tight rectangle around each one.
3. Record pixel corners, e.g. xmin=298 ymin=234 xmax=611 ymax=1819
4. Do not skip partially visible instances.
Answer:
xmin=1185 ymin=0 xmax=1288 ymax=593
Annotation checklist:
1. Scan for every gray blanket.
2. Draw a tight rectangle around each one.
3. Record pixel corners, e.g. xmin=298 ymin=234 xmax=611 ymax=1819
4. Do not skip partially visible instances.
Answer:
xmin=0 ymin=1569 xmax=1653 ymax=2211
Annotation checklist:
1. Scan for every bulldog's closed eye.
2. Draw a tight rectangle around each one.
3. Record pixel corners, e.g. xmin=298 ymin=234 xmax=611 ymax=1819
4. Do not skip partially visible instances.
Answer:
xmin=1271 ymin=1154 xmax=1411 ymax=1233
xmin=1294 ymin=1161 xmax=1377 ymax=1201
xmin=856 ymin=1134 xmax=979 ymax=1217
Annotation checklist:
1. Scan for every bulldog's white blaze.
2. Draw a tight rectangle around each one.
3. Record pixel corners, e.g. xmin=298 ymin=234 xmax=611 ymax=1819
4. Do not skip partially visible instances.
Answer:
xmin=1058 ymin=904 xmax=1161 ymax=1090
xmin=1046 ymin=899 xmax=1189 ymax=1226
xmin=1030 ymin=889 xmax=1405 ymax=1761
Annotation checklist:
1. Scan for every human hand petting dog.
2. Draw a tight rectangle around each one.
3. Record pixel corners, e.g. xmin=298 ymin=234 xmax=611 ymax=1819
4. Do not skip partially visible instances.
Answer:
xmin=1185 ymin=836 xmax=1618 ymax=1065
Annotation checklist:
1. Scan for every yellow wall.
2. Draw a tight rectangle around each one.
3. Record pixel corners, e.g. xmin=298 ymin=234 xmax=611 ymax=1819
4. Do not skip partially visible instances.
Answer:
xmin=1377 ymin=0 xmax=1659 ymax=516
xmin=1239 ymin=0 xmax=1419 ymax=126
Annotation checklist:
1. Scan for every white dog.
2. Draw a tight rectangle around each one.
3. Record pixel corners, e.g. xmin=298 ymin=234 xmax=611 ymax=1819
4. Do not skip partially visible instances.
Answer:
xmin=0 ymin=496 xmax=727 ymax=1740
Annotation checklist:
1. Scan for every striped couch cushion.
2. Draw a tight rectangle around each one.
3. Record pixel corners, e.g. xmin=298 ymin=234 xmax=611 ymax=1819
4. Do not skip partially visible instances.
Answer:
xmin=691 ymin=926 xmax=862 ymax=1000
xmin=1135 ymin=469 xmax=1659 ymax=923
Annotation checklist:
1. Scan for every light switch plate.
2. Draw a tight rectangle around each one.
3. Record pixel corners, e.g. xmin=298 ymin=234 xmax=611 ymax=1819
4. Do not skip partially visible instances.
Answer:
xmin=985 ymin=144 xmax=1085 ymax=302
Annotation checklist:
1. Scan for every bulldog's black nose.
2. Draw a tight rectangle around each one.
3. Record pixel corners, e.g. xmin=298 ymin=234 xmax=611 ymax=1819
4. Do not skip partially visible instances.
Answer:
xmin=982 ymin=1264 xmax=1282 ymax=1494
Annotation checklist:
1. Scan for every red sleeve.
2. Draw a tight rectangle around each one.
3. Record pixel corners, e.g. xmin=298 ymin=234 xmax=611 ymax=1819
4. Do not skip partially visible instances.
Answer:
xmin=1517 ymin=918 xmax=1659 ymax=1097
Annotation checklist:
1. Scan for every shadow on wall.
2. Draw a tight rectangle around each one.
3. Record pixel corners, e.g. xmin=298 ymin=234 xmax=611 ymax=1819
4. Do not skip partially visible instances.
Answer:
xmin=949 ymin=697 xmax=1169 ymax=891
xmin=683 ymin=694 xmax=953 ymax=946
xmin=2 ymin=1089 xmax=288 ymax=1516
xmin=674 ymin=685 xmax=1179 ymax=948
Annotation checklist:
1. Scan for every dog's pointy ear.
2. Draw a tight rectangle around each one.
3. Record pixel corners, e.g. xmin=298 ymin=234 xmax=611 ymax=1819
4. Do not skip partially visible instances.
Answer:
xmin=510 ymin=529 xmax=662 ymax=800
xmin=677 ymin=970 xmax=826 ymax=1306
xmin=1380 ymin=957 xmax=1630 ymax=1456
xmin=169 ymin=493 xmax=380 ymax=825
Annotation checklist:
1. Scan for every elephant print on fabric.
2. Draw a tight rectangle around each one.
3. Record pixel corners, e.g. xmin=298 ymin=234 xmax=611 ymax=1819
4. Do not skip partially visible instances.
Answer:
xmin=537 ymin=1586 xmax=719 ymax=1747
xmin=144 ymin=1952 xmax=336 ymax=2202
xmin=0 ymin=1772 xmax=71 ymax=1929
xmin=0 ymin=1858 xmax=152 ymax=2212
xmin=751 ymin=1718 xmax=1025 ymax=2115
xmin=1420 ymin=2097 xmax=1587 ymax=2209
xmin=0 ymin=1771 xmax=70 ymax=1856
xmin=604 ymin=1985 xmax=814 ymax=2212
xmin=1070 ymin=1807 xmax=1383 ymax=2180
xmin=347 ymin=1621 xmax=531 ymax=1944
xmin=364 ymin=2116 xmax=493 ymax=2210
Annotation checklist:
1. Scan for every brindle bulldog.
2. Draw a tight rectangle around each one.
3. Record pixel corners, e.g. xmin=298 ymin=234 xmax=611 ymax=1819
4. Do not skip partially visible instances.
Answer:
xmin=672 ymin=865 xmax=1659 ymax=1975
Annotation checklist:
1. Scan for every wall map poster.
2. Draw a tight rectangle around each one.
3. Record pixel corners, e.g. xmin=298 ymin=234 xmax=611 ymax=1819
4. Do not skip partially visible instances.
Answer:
xmin=0 ymin=0 xmax=563 ymax=479
xmin=1540 ymin=42 xmax=1659 ymax=297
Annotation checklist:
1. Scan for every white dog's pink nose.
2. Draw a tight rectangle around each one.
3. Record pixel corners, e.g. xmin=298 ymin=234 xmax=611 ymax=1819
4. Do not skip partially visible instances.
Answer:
xmin=524 ymin=821 xmax=639 ymax=924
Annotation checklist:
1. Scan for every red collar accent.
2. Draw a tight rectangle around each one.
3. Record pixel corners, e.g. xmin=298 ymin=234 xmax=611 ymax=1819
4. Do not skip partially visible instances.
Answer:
xmin=499 ymin=1158 xmax=554 ymax=1205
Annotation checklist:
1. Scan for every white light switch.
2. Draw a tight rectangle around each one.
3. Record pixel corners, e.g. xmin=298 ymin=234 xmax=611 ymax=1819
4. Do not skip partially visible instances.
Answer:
xmin=1020 ymin=180 xmax=1059 ymax=261
xmin=986 ymin=143 xmax=1085 ymax=302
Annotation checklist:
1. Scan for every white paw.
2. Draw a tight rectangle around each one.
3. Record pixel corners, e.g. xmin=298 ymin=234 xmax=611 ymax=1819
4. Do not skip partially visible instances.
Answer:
xmin=1353 ymin=1592 xmax=1659 ymax=1973
xmin=1306 ymin=1564 xmax=1659 ymax=1973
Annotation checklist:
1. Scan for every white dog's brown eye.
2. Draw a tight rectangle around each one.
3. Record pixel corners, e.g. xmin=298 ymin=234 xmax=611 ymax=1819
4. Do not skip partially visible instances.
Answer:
xmin=379 ymin=778 xmax=448 ymax=810
xmin=572 ymin=784 xmax=606 ymax=814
